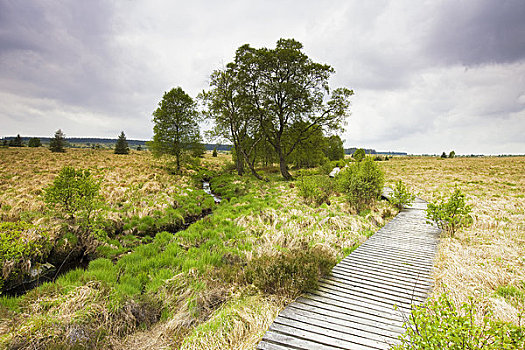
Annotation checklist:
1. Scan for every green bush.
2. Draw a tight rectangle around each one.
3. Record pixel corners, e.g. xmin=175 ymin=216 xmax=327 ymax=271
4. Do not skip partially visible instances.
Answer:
xmin=426 ymin=188 xmax=473 ymax=236
xmin=337 ymin=157 xmax=384 ymax=211
xmin=390 ymin=180 xmax=415 ymax=209
xmin=353 ymin=148 xmax=366 ymax=162
xmin=246 ymin=245 xmax=336 ymax=298
xmin=297 ymin=175 xmax=333 ymax=206
xmin=395 ymin=294 xmax=525 ymax=349
xmin=43 ymin=166 xmax=101 ymax=221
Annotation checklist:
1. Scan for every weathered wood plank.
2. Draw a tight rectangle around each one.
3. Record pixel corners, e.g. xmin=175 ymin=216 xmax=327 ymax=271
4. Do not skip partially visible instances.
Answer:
xmin=331 ymin=264 xmax=433 ymax=289
xmin=280 ymin=305 xmax=402 ymax=341
xmin=290 ymin=299 xmax=406 ymax=333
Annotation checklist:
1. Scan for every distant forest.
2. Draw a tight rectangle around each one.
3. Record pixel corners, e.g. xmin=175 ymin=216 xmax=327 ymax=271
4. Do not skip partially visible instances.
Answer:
xmin=344 ymin=147 xmax=407 ymax=156
xmin=1 ymin=136 xmax=409 ymax=155
xmin=1 ymin=136 xmax=232 ymax=151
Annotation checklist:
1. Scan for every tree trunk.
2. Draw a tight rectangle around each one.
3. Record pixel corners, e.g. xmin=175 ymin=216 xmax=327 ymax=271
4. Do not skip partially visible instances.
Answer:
xmin=176 ymin=153 xmax=181 ymax=173
xmin=236 ymin=154 xmax=244 ymax=175
xmin=278 ymin=150 xmax=292 ymax=180
xmin=241 ymin=150 xmax=264 ymax=180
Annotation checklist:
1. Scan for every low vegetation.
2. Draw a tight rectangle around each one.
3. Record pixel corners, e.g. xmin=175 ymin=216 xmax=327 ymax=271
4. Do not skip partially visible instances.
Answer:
xmin=381 ymin=156 xmax=525 ymax=347
xmin=395 ymin=294 xmax=524 ymax=349
xmin=0 ymin=148 xmax=395 ymax=349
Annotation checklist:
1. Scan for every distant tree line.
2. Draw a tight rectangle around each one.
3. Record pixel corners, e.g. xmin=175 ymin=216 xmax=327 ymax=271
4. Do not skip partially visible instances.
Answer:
xmin=345 ymin=147 xmax=407 ymax=156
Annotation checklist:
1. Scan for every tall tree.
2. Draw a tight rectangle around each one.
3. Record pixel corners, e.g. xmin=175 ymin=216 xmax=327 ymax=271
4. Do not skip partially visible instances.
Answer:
xmin=49 ymin=129 xmax=66 ymax=153
xmin=235 ymin=39 xmax=353 ymax=180
xmin=150 ymin=87 xmax=200 ymax=172
xmin=114 ymin=131 xmax=130 ymax=154
xmin=203 ymin=65 xmax=263 ymax=179
xmin=325 ymin=135 xmax=345 ymax=161
xmin=9 ymin=134 xmax=23 ymax=147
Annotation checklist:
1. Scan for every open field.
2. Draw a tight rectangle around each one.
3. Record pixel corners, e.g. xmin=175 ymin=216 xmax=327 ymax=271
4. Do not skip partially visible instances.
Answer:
xmin=0 ymin=148 xmax=395 ymax=349
xmin=381 ymin=156 xmax=525 ymax=325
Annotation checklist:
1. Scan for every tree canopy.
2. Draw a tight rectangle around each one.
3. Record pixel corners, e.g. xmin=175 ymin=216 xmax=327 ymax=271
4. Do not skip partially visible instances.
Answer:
xmin=149 ymin=87 xmax=201 ymax=172
xmin=204 ymin=38 xmax=353 ymax=179
xmin=28 ymin=137 xmax=42 ymax=147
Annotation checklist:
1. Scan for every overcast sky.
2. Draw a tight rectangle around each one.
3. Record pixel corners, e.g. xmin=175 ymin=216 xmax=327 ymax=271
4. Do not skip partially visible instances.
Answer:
xmin=1 ymin=0 xmax=524 ymax=155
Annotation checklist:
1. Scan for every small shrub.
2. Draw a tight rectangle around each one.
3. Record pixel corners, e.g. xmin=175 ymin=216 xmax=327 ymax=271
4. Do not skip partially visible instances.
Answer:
xmin=43 ymin=166 xmax=101 ymax=222
xmin=297 ymin=175 xmax=333 ymax=206
xmin=390 ymin=180 xmax=415 ymax=209
xmin=337 ymin=157 xmax=384 ymax=211
xmin=395 ymin=294 xmax=525 ymax=349
xmin=426 ymin=188 xmax=473 ymax=236
xmin=246 ymin=245 xmax=336 ymax=298
xmin=212 ymin=148 xmax=218 ymax=157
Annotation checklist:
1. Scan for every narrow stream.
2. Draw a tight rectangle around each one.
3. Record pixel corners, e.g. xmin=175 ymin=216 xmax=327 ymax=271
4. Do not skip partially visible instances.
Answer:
xmin=2 ymin=181 xmax=222 ymax=297
xmin=203 ymin=180 xmax=222 ymax=203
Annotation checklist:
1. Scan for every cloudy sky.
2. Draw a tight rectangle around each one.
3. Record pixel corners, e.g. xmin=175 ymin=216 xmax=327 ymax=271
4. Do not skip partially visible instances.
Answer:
xmin=1 ymin=0 xmax=524 ymax=155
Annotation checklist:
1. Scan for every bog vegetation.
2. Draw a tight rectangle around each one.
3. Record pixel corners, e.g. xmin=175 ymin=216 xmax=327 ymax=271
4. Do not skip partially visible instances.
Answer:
xmin=383 ymin=156 xmax=525 ymax=349
xmin=2 ymin=36 xmax=524 ymax=348
xmin=0 ymin=145 xmax=395 ymax=349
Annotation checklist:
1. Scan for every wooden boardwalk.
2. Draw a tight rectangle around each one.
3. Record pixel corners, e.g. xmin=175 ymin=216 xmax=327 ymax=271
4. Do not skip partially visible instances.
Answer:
xmin=257 ymin=192 xmax=440 ymax=350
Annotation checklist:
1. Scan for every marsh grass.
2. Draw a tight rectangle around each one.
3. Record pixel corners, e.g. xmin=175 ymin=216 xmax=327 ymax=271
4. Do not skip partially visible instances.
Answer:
xmin=381 ymin=156 xmax=525 ymax=326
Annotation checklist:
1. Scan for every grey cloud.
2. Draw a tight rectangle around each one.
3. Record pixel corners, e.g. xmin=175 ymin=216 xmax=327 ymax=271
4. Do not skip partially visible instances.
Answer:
xmin=426 ymin=0 xmax=525 ymax=65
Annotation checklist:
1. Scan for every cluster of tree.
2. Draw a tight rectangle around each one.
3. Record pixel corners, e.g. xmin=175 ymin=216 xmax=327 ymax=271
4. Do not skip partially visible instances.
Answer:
xmin=202 ymin=38 xmax=353 ymax=179
xmin=441 ymin=150 xmax=456 ymax=159
xmin=150 ymin=39 xmax=352 ymax=179
xmin=1 ymin=135 xmax=42 ymax=147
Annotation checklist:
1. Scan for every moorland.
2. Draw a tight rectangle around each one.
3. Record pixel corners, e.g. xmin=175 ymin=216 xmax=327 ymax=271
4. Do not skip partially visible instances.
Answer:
xmin=1 ymin=147 xmax=398 ymax=349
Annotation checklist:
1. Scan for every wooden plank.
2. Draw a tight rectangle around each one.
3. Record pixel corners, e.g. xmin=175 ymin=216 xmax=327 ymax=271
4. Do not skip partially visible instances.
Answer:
xmin=326 ymin=271 xmax=429 ymax=299
xmin=316 ymin=284 xmax=414 ymax=311
xmin=320 ymin=277 xmax=426 ymax=307
xmin=290 ymin=299 xmax=406 ymax=333
xmin=280 ymin=305 xmax=402 ymax=341
xmin=269 ymin=322 xmax=380 ymax=350
xmin=340 ymin=254 xmax=433 ymax=277
xmin=300 ymin=293 xmax=404 ymax=323
xmin=257 ymin=341 xmax=300 ymax=350
xmin=330 ymin=266 xmax=432 ymax=294
xmin=334 ymin=259 xmax=434 ymax=286
xmin=337 ymin=258 xmax=435 ymax=283
xmin=261 ymin=331 xmax=343 ymax=350
xmin=331 ymin=263 xmax=433 ymax=289
xmin=274 ymin=315 xmax=389 ymax=350
xmin=346 ymin=250 xmax=435 ymax=272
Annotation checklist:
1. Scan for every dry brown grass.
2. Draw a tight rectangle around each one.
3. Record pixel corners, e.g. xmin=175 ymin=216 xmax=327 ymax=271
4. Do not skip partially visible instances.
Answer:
xmin=381 ymin=156 xmax=525 ymax=324
xmin=0 ymin=148 xmax=196 ymax=236
xmin=235 ymin=181 xmax=396 ymax=263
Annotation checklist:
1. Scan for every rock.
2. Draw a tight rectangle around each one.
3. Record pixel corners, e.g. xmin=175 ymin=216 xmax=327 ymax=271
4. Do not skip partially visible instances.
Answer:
xmin=329 ymin=167 xmax=341 ymax=178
